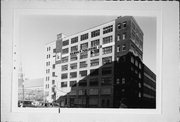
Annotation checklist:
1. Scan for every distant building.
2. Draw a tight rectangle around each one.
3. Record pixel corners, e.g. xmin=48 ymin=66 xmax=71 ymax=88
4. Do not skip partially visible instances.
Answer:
xmin=18 ymin=78 xmax=44 ymax=102
xmin=44 ymin=16 xmax=156 ymax=108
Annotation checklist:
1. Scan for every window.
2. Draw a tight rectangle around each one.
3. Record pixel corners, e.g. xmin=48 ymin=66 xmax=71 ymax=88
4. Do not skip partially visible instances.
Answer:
xmin=71 ymin=36 xmax=78 ymax=44
xmin=101 ymin=77 xmax=112 ymax=85
xmin=102 ymin=56 xmax=112 ymax=65
xmin=90 ymin=49 xmax=99 ymax=57
xmin=52 ymin=80 xmax=55 ymax=85
xmin=71 ymin=45 xmax=78 ymax=52
xmin=123 ymin=21 xmax=127 ymax=28
xmin=79 ymin=70 xmax=87 ymax=77
xmin=70 ymin=81 xmax=77 ymax=87
xmin=91 ymin=29 xmax=100 ymax=38
xmin=52 ymin=72 xmax=55 ymax=77
xmin=117 ymin=23 xmax=121 ymax=29
xmin=139 ymin=73 xmax=142 ymax=79
xmin=89 ymin=78 xmax=99 ymax=86
xmin=117 ymin=34 xmax=120 ymax=41
xmin=81 ymin=33 xmax=88 ymax=41
xmin=62 ymin=40 xmax=69 ymax=46
xmin=80 ymin=61 xmax=87 ymax=68
xmin=70 ymin=54 xmax=78 ymax=61
xmin=62 ymin=65 xmax=68 ymax=71
xmin=122 ymin=33 xmax=126 ymax=40
xmin=139 ymin=63 xmax=142 ymax=69
xmin=131 ymin=56 xmax=134 ymax=63
xmin=89 ymin=88 xmax=99 ymax=95
xmin=78 ymin=80 xmax=87 ymax=87
xmin=91 ymin=39 xmax=99 ymax=47
xmin=135 ymin=60 xmax=138 ymax=67
xmin=70 ymin=72 xmax=77 ymax=78
xmin=80 ymin=51 xmax=88 ymax=59
xmin=70 ymin=63 xmax=77 ymax=70
xmin=102 ymin=67 xmax=112 ymax=75
xmin=122 ymin=78 xmax=125 ymax=84
xmin=61 ymin=82 xmax=67 ymax=88
xmin=61 ymin=56 xmax=68 ymax=63
xmin=52 ymin=64 xmax=55 ymax=69
xmin=117 ymin=45 xmax=120 ymax=52
xmin=90 ymin=69 xmax=99 ymax=76
xmin=62 ymin=48 xmax=69 ymax=55
xmin=103 ymin=36 xmax=112 ymax=44
xmin=103 ymin=25 xmax=113 ymax=34
xmin=102 ymin=46 xmax=112 ymax=54
xmin=61 ymin=73 xmax=68 ymax=79
xmin=122 ymin=44 xmax=126 ymax=51
xmin=90 ymin=59 xmax=99 ymax=67
xmin=80 ymin=42 xmax=88 ymax=50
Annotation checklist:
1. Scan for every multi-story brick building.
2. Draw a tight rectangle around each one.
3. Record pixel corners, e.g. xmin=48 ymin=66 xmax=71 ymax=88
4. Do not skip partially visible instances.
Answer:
xmin=44 ymin=16 xmax=156 ymax=108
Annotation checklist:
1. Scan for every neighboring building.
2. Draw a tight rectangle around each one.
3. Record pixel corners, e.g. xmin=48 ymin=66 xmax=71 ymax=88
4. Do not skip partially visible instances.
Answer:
xmin=44 ymin=41 xmax=56 ymax=102
xmin=44 ymin=16 xmax=156 ymax=108
xmin=18 ymin=78 xmax=44 ymax=102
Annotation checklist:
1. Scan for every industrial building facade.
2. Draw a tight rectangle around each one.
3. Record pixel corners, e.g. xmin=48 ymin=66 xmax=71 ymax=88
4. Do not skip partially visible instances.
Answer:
xmin=44 ymin=16 xmax=156 ymax=108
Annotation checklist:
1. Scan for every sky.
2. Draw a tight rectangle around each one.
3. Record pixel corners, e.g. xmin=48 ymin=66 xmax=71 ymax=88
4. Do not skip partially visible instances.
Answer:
xmin=19 ymin=15 xmax=156 ymax=79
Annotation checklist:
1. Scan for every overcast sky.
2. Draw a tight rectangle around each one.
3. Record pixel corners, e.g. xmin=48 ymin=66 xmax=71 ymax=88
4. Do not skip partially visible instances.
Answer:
xmin=19 ymin=15 xmax=156 ymax=79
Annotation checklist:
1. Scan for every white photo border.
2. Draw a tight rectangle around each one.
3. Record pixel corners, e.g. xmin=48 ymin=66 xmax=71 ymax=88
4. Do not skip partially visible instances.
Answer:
xmin=12 ymin=7 xmax=162 ymax=114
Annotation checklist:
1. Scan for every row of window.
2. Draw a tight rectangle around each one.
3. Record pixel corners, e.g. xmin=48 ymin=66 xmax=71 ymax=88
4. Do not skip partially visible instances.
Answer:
xmin=62 ymin=36 xmax=113 ymax=55
xmin=62 ymin=25 xmax=113 ymax=46
xmin=117 ymin=21 xmax=127 ymax=30
xmin=61 ymin=46 xmax=112 ymax=63
xmin=130 ymin=56 xmax=142 ymax=69
xmin=61 ymin=67 xmax=112 ymax=80
xmin=61 ymin=76 xmax=112 ymax=88
xmin=61 ymin=56 xmax=112 ymax=72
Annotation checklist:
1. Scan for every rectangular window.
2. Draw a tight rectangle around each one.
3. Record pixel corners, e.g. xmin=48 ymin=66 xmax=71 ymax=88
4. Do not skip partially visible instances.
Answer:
xmin=70 ymin=72 xmax=77 ymax=78
xmin=71 ymin=36 xmax=78 ymax=44
xmin=131 ymin=56 xmax=134 ymax=64
xmin=52 ymin=64 xmax=55 ymax=69
xmin=62 ymin=48 xmax=69 ymax=55
xmin=62 ymin=40 xmax=69 ymax=46
xmin=103 ymin=36 xmax=113 ymax=44
xmin=90 ymin=49 xmax=99 ymax=57
xmin=70 ymin=81 xmax=77 ymax=87
xmin=91 ymin=29 xmax=100 ymax=38
xmin=80 ymin=61 xmax=88 ymax=68
xmin=80 ymin=33 xmax=88 ymax=41
xmin=90 ymin=59 xmax=99 ymax=66
xmin=80 ymin=42 xmax=88 ymax=50
xmin=79 ymin=70 xmax=87 ymax=77
xmin=103 ymin=25 xmax=113 ymax=34
xmin=78 ymin=80 xmax=87 ymax=86
xmin=123 ymin=21 xmax=127 ymax=28
xmin=122 ymin=33 xmax=126 ymax=40
xmin=71 ymin=45 xmax=78 ymax=52
xmin=70 ymin=63 xmax=77 ymax=70
xmin=122 ymin=44 xmax=126 ymax=51
xmin=52 ymin=80 xmax=55 ymax=84
xmin=102 ymin=56 xmax=112 ymax=65
xmin=101 ymin=77 xmax=112 ymax=86
xmin=102 ymin=67 xmax=112 ymax=75
xmin=91 ymin=39 xmax=99 ymax=47
xmin=90 ymin=69 xmax=99 ymax=76
xmin=52 ymin=72 xmax=55 ymax=77
xmin=117 ymin=45 xmax=120 ymax=52
xmin=117 ymin=34 xmax=120 ymax=41
xmin=61 ymin=65 xmax=68 ymax=71
xmin=102 ymin=46 xmax=112 ymax=54
xmin=89 ymin=78 xmax=99 ymax=86
xmin=80 ymin=51 xmax=88 ymax=59
xmin=89 ymin=88 xmax=99 ymax=95
xmin=61 ymin=73 xmax=68 ymax=79
xmin=61 ymin=82 xmax=67 ymax=88
xmin=70 ymin=54 xmax=78 ymax=61
xmin=117 ymin=23 xmax=121 ymax=29
xmin=61 ymin=56 xmax=68 ymax=63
